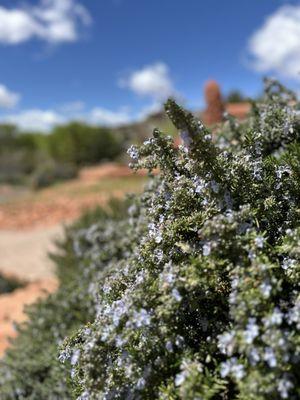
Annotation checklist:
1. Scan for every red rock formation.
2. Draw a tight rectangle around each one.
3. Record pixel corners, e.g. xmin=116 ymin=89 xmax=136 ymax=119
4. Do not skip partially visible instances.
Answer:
xmin=203 ymin=80 xmax=225 ymax=125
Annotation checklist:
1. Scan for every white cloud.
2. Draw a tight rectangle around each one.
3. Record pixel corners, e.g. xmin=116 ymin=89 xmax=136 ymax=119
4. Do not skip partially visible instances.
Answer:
xmin=88 ymin=102 xmax=163 ymax=127
xmin=0 ymin=0 xmax=91 ymax=45
xmin=0 ymin=101 xmax=163 ymax=132
xmin=2 ymin=109 xmax=64 ymax=131
xmin=120 ymin=62 xmax=176 ymax=100
xmin=1 ymin=106 xmax=134 ymax=131
xmin=88 ymin=107 xmax=132 ymax=126
xmin=59 ymin=100 xmax=85 ymax=113
xmin=0 ymin=84 xmax=20 ymax=108
xmin=248 ymin=5 xmax=300 ymax=80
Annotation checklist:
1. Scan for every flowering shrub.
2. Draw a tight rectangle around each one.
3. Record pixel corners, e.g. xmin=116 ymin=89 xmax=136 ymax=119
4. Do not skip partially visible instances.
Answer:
xmin=1 ymin=79 xmax=300 ymax=399
xmin=62 ymin=80 xmax=300 ymax=399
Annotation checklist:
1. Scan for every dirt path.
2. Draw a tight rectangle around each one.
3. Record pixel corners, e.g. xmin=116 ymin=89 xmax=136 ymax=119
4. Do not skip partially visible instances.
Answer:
xmin=0 ymin=225 xmax=64 ymax=281
xmin=0 ymin=164 xmax=145 ymax=230
xmin=0 ymin=226 xmax=63 ymax=355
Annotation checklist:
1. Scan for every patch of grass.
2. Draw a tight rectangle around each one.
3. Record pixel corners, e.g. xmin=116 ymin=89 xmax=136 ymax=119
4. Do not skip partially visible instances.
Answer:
xmin=65 ymin=176 xmax=147 ymax=196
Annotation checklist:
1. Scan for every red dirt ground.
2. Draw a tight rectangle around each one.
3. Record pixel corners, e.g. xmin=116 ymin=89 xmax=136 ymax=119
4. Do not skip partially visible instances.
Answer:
xmin=0 ymin=163 xmax=145 ymax=230
xmin=0 ymin=278 xmax=58 ymax=355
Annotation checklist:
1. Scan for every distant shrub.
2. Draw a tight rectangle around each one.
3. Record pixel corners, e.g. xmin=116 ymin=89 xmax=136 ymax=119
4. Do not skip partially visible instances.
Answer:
xmin=0 ymin=122 xmax=125 ymax=187
xmin=0 ymin=126 xmax=41 ymax=183
xmin=0 ymin=273 xmax=23 ymax=295
xmin=31 ymin=161 xmax=78 ymax=189
xmin=47 ymin=122 xmax=123 ymax=166
xmin=1 ymin=80 xmax=300 ymax=399
xmin=226 ymin=90 xmax=247 ymax=103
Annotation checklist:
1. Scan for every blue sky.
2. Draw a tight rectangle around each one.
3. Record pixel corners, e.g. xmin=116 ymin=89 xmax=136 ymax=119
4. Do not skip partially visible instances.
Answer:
xmin=0 ymin=0 xmax=299 ymax=131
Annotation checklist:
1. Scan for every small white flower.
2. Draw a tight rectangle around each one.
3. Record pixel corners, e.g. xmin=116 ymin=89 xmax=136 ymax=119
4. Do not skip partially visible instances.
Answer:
xmin=243 ymin=318 xmax=259 ymax=344
xmin=249 ymin=348 xmax=260 ymax=365
xmin=218 ymin=331 xmax=235 ymax=355
xmin=111 ymin=299 xmax=127 ymax=327
xmin=220 ymin=358 xmax=245 ymax=380
xmin=78 ymin=391 xmax=90 ymax=400
xmin=263 ymin=347 xmax=277 ymax=367
xmin=253 ymin=162 xmax=263 ymax=180
xmin=175 ymin=335 xmax=184 ymax=347
xmin=203 ymin=243 xmax=211 ymax=256
xmin=282 ymin=257 xmax=296 ymax=270
xmin=175 ymin=371 xmax=187 ymax=386
xmin=254 ymin=236 xmax=264 ymax=249
xmin=225 ymin=211 xmax=234 ymax=223
xmin=155 ymin=234 xmax=163 ymax=244
xmin=143 ymin=138 xmax=152 ymax=146
xmin=115 ymin=335 xmax=125 ymax=347
xmin=70 ymin=349 xmax=80 ymax=366
xmin=102 ymin=283 xmax=111 ymax=294
xmin=277 ymin=377 xmax=294 ymax=399
xmin=264 ymin=307 xmax=283 ymax=327
xmin=136 ymin=377 xmax=146 ymax=390
xmin=276 ymin=166 xmax=291 ymax=180
xmin=136 ymin=270 xmax=146 ymax=285
xmin=220 ymin=360 xmax=231 ymax=378
xmin=127 ymin=145 xmax=139 ymax=160
xmin=58 ymin=349 xmax=70 ymax=363
xmin=248 ymin=250 xmax=256 ymax=260
xmin=154 ymin=249 xmax=164 ymax=262
xmin=231 ymin=363 xmax=245 ymax=380
xmin=195 ymin=184 xmax=204 ymax=194
xmin=165 ymin=273 xmax=175 ymax=285
xmin=172 ymin=288 xmax=182 ymax=302
xmin=231 ymin=277 xmax=239 ymax=289
xmin=165 ymin=341 xmax=173 ymax=352
xmin=194 ymin=177 xmax=206 ymax=194
xmin=260 ymin=281 xmax=272 ymax=298
xmin=133 ymin=308 xmax=151 ymax=328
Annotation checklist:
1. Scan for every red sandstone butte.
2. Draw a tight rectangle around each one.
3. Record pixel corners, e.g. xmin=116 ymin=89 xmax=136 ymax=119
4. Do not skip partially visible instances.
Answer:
xmin=203 ymin=80 xmax=225 ymax=125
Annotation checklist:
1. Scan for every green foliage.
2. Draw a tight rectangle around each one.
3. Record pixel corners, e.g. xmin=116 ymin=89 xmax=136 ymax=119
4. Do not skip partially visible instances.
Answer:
xmin=226 ymin=90 xmax=247 ymax=103
xmin=47 ymin=122 xmax=123 ymax=166
xmin=30 ymin=161 xmax=78 ymax=189
xmin=1 ymin=79 xmax=300 ymax=399
xmin=0 ymin=273 xmax=23 ymax=295
xmin=0 ymin=122 xmax=124 ymax=187
xmin=0 ymin=125 xmax=40 ymax=184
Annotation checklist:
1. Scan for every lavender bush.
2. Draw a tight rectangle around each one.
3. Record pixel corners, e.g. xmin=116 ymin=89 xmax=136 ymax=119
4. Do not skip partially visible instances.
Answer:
xmin=1 ymin=79 xmax=300 ymax=399
xmin=61 ymin=80 xmax=300 ymax=399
